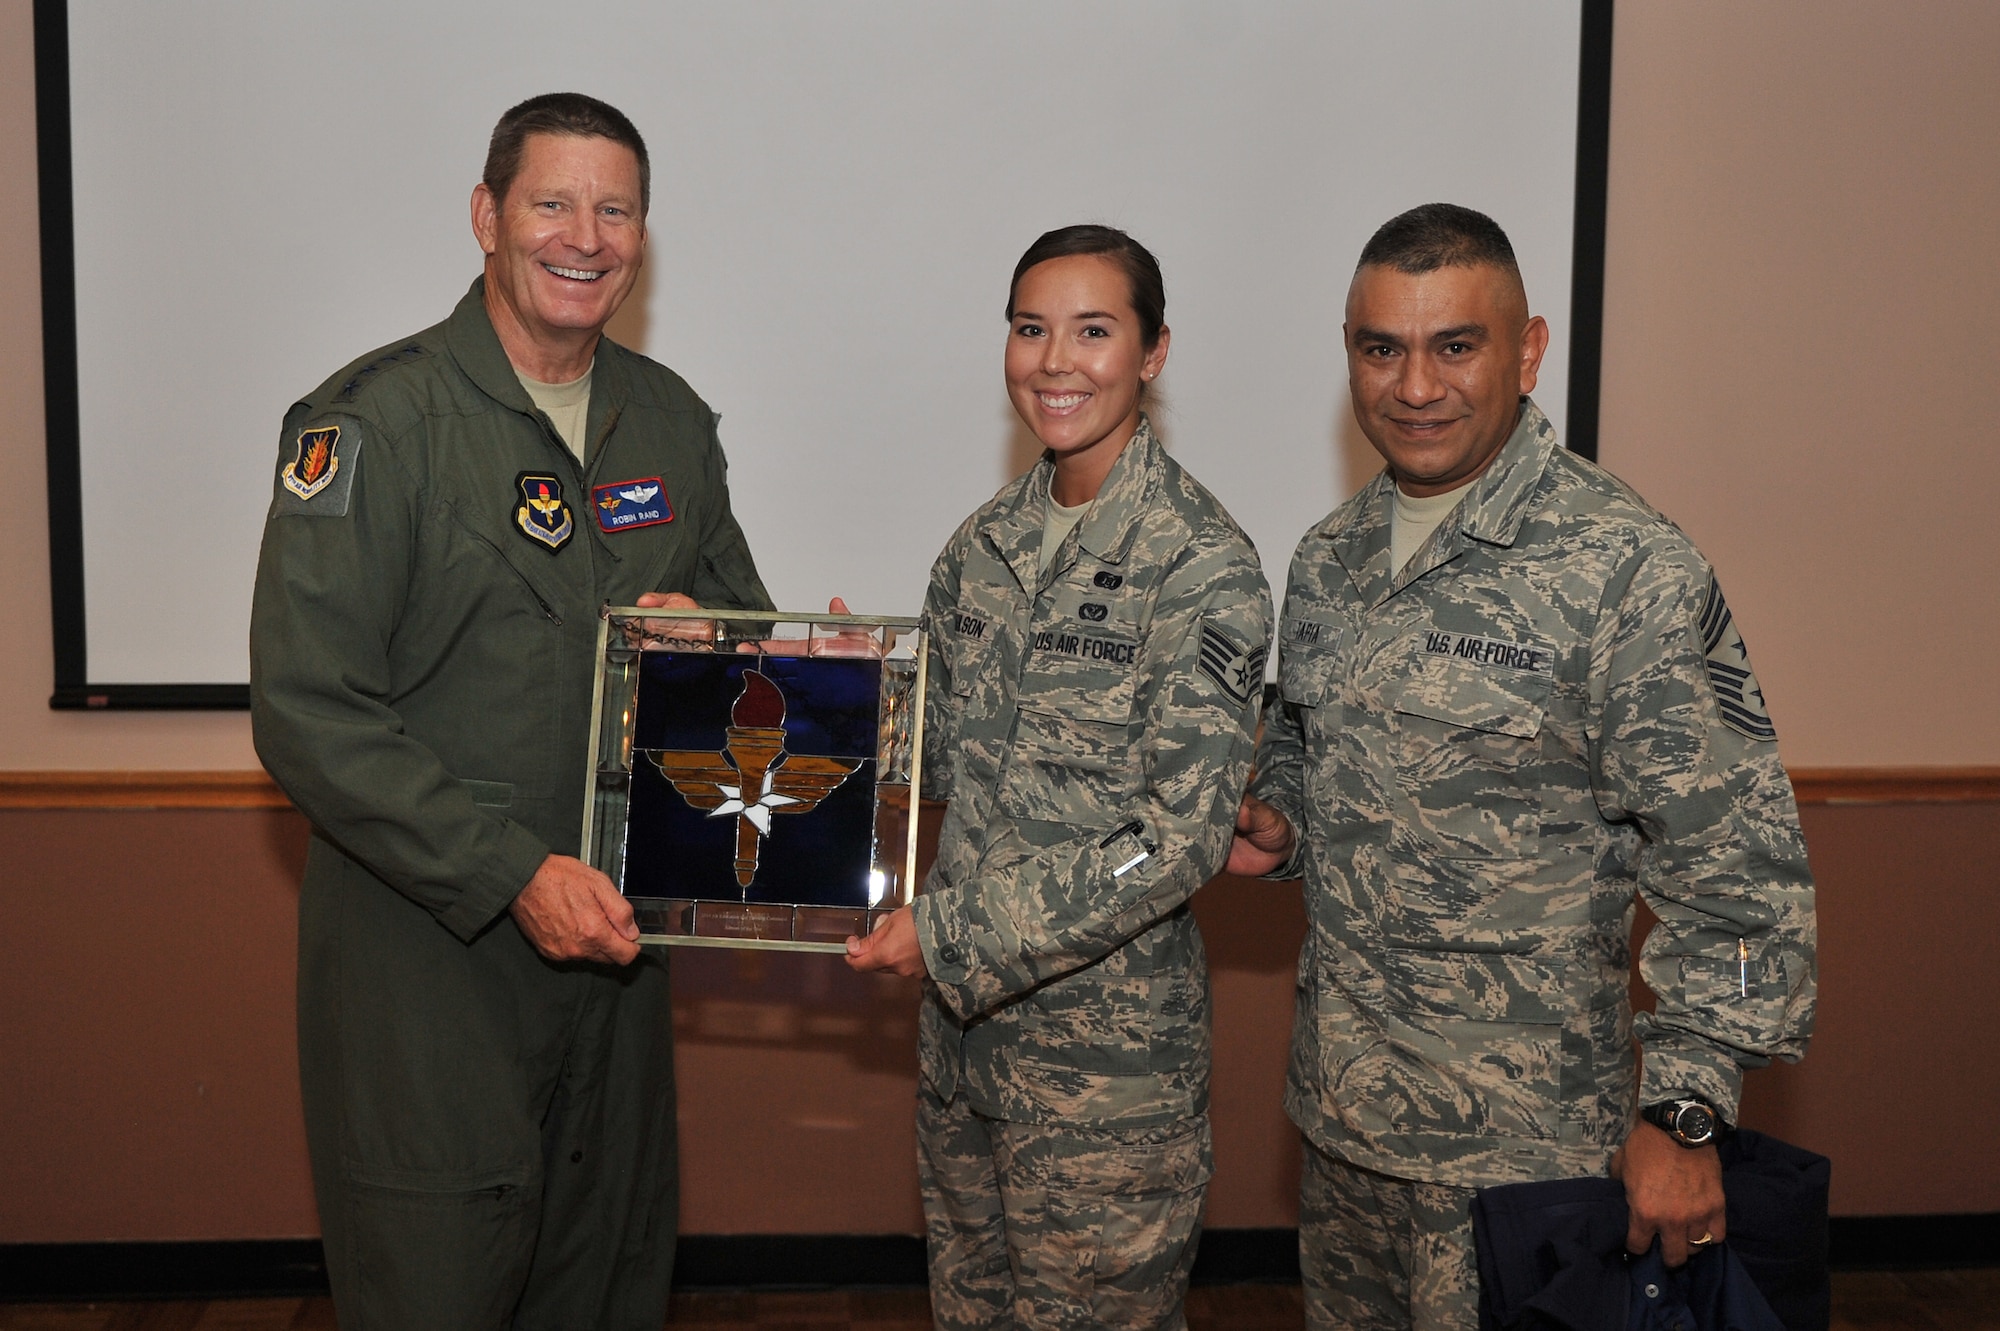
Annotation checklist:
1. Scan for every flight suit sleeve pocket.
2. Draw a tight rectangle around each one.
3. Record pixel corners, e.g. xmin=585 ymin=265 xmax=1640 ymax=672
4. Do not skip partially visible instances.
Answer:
xmin=462 ymin=780 xmax=514 ymax=809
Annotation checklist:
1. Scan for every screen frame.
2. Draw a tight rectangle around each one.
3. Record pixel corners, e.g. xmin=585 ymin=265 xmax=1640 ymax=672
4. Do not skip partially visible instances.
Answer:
xmin=33 ymin=0 xmax=1615 ymax=711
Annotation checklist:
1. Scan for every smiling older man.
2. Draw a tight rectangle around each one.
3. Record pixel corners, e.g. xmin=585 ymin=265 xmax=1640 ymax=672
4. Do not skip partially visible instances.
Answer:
xmin=250 ymin=94 xmax=772 ymax=1329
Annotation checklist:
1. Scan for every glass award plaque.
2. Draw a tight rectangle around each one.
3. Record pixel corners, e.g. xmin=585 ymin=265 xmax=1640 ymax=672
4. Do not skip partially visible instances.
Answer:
xmin=582 ymin=607 xmax=927 ymax=951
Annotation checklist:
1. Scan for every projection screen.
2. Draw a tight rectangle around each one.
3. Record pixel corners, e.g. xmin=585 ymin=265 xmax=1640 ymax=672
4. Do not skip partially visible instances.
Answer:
xmin=37 ymin=1 xmax=1610 ymax=706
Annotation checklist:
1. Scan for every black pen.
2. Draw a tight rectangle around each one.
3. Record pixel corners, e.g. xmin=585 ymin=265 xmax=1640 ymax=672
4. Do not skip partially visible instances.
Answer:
xmin=1102 ymin=820 xmax=1153 ymax=876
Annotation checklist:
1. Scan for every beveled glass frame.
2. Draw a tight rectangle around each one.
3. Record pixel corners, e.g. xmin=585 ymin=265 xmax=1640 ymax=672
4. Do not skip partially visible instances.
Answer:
xmin=581 ymin=606 xmax=926 ymax=952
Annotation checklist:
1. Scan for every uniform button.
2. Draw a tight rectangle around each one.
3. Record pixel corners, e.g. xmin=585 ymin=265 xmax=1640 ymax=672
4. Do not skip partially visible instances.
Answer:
xmin=1643 ymin=1283 xmax=1660 ymax=1299
xmin=571 ymin=1150 xmax=584 ymax=1164
xmin=939 ymin=944 xmax=961 ymax=965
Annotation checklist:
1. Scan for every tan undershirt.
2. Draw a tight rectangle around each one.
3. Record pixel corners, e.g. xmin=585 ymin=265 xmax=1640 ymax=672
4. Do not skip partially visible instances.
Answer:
xmin=1390 ymin=484 xmax=1465 ymax=574
xmin=518 ymin=364 xmax=594 ymax=462
xmin=1040 ymin=484 xmax=1092 ymax=574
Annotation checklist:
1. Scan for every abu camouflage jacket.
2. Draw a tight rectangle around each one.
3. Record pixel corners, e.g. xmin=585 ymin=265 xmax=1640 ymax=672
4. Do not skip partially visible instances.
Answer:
xmin=913 ymin=419 xmax=1273 ymax=1127
xmin=1254 ymin=400 xmax=1816 ymax=1187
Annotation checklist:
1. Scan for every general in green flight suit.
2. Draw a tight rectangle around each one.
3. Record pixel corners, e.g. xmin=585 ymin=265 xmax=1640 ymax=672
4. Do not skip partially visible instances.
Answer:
xmin=250 ymin=95 xmax=771 ymax=1330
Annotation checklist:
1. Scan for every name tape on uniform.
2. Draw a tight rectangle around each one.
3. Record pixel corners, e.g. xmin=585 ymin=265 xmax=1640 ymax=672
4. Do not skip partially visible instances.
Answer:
xmin=592 ymin=477 xmax=673 ymax=533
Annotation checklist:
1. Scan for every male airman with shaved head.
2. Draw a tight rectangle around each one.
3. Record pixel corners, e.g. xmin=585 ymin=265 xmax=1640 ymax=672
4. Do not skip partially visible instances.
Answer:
xmin=1231 ymin=204 xmax=1817 ymax=1331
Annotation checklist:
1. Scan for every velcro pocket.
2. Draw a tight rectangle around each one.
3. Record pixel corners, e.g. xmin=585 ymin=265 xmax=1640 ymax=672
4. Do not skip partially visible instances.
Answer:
xmin=1391 ymin=657 xmax=1550 ymax=738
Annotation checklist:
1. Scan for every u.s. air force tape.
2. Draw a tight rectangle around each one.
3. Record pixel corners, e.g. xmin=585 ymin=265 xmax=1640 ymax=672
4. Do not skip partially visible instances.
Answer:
xmin=1198 ymin=622 xmax=1266 ymax=705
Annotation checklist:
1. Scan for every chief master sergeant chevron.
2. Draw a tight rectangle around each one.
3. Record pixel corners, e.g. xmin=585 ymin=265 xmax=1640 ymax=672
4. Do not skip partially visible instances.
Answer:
xmin=249 ymin=94 xmax=774 ymax=1329
xmin=1227 ymin=204 xmax=1816 ymax=1331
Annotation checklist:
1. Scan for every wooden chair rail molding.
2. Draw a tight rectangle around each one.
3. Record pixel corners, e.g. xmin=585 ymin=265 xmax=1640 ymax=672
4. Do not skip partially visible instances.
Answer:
xmin=1 ymin=767 xmax=1998 ymax=810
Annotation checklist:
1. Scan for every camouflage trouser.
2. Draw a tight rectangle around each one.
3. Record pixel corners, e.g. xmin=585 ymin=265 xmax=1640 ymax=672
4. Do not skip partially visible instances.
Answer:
xmin=1299 ymin=1139 xmax=1479 ymax=1331
xmin=917 ymin=1085 xmax=1212 ymax=1330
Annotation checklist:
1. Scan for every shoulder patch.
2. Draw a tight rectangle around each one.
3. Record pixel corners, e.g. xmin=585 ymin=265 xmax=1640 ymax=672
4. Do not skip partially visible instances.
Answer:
xmin=269 ymin=417 xmax=360 ymax=518
xmin=1698 ymin=573 xmax=1776 ymax=741
xmin=1198 ymin=621 xmax=1266 ymax=706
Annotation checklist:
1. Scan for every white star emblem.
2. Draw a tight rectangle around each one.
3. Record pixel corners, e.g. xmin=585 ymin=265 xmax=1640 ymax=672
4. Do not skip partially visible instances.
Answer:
xmin=705 ymin=768 xmax=803 ymax=835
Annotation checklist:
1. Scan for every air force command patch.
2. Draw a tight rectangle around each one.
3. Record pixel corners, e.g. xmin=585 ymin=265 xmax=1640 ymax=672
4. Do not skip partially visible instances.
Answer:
xmin=1198 ymin=621 xmax=1266 ymax=706
xmin=515 ymin=473 xmax=575 ymax=553
xmin=270 ymin=417 xmax=360 ymax=518
xmin=283 ymin=426 xmax=341 ymax=500
xmin=592 ymin=476 xmax=673 ymax=533
xmin=1698 ymin=572 xmax=1777 ymax=741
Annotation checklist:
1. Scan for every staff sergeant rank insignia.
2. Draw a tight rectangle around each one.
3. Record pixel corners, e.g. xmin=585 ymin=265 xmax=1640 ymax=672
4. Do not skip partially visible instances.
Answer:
xmin=282 ymin=425 xmax=341 ymax=501
xmin=515 ymin=472 xmax=574 ymax=553
xmin=1198 ymin=621 xmax=1266 ymax=705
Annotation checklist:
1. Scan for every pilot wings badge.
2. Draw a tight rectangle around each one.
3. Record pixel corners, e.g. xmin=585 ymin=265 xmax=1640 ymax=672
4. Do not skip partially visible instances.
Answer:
xmin=646 ymin=670 xmax=864 ymax=887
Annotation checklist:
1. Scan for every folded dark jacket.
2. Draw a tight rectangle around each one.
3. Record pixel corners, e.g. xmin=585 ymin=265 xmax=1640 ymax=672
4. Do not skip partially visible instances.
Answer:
xmin=1472 ymin=1129 xmax=1831 ymax=1331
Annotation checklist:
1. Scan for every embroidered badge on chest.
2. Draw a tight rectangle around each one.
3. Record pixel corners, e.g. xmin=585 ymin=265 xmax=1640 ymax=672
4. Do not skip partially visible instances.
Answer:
xmin=282 ymin=425 xmax=342 ymax=501
xmin=592 ymin=476 xmax=674 ymax=533
xmin=515 ymin=472 xmax=574 ymax=553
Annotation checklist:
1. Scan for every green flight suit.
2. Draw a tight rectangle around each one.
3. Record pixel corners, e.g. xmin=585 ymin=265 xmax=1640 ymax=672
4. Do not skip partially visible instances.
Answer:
xmin=250 ymin=279 xmax=771 ymax=1330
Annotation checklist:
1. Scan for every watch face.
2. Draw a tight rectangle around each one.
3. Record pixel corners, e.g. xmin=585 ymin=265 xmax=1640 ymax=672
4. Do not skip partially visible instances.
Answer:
xmin=1675 ymin=1102 xmax=1716 ymax=1142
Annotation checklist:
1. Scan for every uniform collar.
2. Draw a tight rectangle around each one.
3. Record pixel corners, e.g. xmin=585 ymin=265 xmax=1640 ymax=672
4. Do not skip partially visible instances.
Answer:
xmin=1323 ymin=398 xmax=1560 ymax=607
xmin=444 ymin=277 xmax=632 ymax=446
xmin=980 ymin=414 xmax=1162 ymax=594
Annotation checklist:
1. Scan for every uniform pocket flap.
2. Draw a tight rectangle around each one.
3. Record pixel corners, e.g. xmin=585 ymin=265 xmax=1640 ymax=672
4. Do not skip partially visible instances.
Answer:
xmin=1390 ymin=657 xmax=1551 ymax=739
xmin=1016 ymin=688 xmax=1134 ymax=729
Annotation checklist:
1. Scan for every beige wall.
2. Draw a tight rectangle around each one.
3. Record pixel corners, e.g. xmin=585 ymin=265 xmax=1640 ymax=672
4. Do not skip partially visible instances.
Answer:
xmin=3 ymin=0 xmax=1998 ymax=769
xmin=1597 ymin=1 xmax=2000 ymax=765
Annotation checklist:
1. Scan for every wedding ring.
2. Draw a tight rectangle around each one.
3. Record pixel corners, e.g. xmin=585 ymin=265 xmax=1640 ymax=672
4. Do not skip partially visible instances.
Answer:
xmin=1689 ymin=1231 xmax=1716 ymax=1247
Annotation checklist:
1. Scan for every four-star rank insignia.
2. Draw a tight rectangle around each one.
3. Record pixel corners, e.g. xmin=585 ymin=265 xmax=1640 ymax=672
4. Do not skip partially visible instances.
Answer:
xmin=648 ymin=670 xmax=864 ymax=887
xmin=514 ymin=472 xmax=574 ymax=552
xmin=282 ymin=425 xmax=342 ymax=501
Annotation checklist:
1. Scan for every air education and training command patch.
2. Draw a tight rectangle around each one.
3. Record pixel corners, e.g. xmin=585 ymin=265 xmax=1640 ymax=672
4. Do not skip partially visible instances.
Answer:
xmin=1198 ymin=622 xmax=1267 ymax=707
xmin=1698 ymin=572 xmax=1777 ymax=742
xmin=592 ymin=476 xmax=673 ymax=533
xmin=282 ymin=426 xmax=342 ymax=501
xmin=515 ymin=473 xmax=575 ymax=553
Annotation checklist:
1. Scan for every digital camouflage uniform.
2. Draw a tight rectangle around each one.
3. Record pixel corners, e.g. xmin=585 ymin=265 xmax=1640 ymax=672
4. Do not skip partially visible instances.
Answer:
xmin=251 ymin=279 xmax=771 ymax=1331
xmin=913 ymin=419 xmax=1272 ymax=1329
xmin=1251 ymin=401 xmax=1816 ymax=1331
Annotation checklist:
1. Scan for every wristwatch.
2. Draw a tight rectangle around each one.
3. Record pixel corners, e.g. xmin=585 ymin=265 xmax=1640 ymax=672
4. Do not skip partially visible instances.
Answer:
xmin=1641 ymin=1096 xmax=1724 ymax=1148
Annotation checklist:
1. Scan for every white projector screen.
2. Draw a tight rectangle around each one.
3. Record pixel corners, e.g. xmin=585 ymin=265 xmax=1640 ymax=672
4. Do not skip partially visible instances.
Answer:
xmin=41 ymin=1 xmax=1600 ymax=700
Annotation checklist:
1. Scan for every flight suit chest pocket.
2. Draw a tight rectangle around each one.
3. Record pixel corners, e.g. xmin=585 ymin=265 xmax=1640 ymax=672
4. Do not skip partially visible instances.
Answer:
xmin=998 ymin=632 xmax=1140 ymax=824
xmin=1384 ymin=651 xmax=1551 ymax=859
